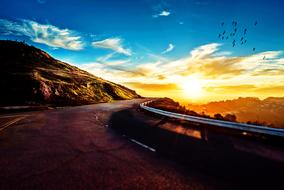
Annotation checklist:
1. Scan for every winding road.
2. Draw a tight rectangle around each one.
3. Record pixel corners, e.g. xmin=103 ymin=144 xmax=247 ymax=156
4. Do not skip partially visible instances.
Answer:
xmin=0 ymin=99 xmax=283 ymax=190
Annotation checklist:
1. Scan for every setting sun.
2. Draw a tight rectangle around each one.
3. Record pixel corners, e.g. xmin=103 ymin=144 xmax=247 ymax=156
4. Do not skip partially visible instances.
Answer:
xmin=181 ymin=76 xmax=204 ymax=99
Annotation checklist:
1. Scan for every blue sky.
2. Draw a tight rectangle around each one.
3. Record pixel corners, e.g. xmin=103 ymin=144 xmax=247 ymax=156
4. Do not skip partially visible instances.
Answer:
xmin=1 ymin=0 xmax=284 ymax=102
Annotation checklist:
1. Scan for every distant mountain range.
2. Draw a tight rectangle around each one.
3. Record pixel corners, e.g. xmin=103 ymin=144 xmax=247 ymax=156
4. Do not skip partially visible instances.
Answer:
xmin=0 ymin=40 xmax=140 ymax=106
xmin=187 ymin=97 xmax=284 ymax=128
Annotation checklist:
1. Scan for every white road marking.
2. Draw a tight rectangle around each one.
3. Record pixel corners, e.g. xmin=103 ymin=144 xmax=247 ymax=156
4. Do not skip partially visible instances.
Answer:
xmin=0 ymin=116 xmax=27 ymax=132
xmin=129 ymin=138 xmax=156 ymax=152
xmin=0 ymin=115 xmax=29 ymax=119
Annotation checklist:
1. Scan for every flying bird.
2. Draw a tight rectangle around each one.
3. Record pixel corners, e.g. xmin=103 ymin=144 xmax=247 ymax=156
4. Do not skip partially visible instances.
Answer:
xmin=253 ymin=48 xmax=256 ymax=51
xmin=244 ymin=28 xmax=247 ymax=35
xmin=232 ymin=40 xmax=236 ymax=47
xmin=223 ymin=30 xmax=226 ymax=35
xmin=226 ymin=36 xmax=229 ymax=40
xmin=254 ymin=21 xmax=258 ymax=26
xmin=241 ymin=37 xmax=244 ymax=41
xmin=244 ymin=40 xmax=247 ymax=43
xmin=218 ymin=33 xmax=221 ymax=38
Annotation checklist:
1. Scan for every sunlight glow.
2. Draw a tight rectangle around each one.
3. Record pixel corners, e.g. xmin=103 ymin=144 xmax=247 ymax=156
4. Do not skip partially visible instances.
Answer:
xmin=181 ymin=75 xmax=204 ymax=99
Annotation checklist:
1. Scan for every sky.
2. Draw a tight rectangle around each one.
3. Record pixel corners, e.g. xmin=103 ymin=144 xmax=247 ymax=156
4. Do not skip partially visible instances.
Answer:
xmin=0 ymin=0 xmax=284 ymax=103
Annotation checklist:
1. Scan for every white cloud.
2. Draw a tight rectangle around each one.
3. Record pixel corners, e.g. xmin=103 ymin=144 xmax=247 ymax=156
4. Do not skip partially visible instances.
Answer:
xmin=0 ymin=19 xmax=84 ymax=50
xmin=92 ymin=38 xmax=132 ymax=56
xmin=77 ymin=43 xmax=284 ymax=90
xmin=153 ymin=10 xmax=171 ymax=18
xmin=190 ymin=43 xmax=220 ymax=59
xmin=162 ymin=43 xmax=174 ymax=54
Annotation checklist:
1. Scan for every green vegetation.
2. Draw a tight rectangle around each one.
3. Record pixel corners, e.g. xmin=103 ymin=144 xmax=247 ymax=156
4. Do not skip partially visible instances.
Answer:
xmin=0 ymin=40 xmax=140 ymax=106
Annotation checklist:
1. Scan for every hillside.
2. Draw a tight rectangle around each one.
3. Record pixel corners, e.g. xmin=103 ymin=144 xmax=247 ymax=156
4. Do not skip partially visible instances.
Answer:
xmin=187 ymin=97 xmax=284 ymax=128
xmin=0 ymin=40 xmax=140 ymax=106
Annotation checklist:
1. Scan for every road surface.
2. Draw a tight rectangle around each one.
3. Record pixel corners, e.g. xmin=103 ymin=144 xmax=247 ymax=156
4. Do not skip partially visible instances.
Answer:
xmin=0 ymin=99 xmax=283 ymax=190
xmin=0 ymin=99 xmax=229 ymax=190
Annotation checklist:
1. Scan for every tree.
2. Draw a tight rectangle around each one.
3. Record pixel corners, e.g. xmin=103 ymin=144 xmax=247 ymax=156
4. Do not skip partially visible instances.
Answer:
xmin=224 ymin=114 xmax=237 ymax=122
xmin=214 ymin=113 xmax=224 ymax=120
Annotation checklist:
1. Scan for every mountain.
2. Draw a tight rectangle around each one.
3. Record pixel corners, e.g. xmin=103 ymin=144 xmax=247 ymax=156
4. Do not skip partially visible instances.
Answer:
xmin=187 ymin=97 xmax=284 ymax=128
xmin=0 ymin=40 xmax=140 ymax=106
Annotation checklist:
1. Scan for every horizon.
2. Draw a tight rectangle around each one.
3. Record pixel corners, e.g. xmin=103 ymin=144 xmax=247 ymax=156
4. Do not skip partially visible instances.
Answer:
xmin=1 ymin=0 xmax=284 ymax=103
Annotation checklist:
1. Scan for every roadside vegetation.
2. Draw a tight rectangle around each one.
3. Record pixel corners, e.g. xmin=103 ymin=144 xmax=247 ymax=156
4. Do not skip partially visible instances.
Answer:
xmin=148 ymin=98 xmax=272 ymax=127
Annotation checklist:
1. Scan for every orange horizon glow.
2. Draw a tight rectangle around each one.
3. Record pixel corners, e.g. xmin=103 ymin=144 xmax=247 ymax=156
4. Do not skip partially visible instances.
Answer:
xmin=78 ymin=43 xmax=284 ymax=104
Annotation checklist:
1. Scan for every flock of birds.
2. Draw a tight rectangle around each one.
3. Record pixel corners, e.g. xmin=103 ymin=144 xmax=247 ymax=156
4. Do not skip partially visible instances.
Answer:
xmin=218 ymin=20 xmax=264 ymax=59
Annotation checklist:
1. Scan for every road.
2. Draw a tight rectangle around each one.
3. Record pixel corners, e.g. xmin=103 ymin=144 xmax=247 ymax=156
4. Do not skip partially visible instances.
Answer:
xmin=0 ymin=99 xmax=229 ymax=190
xmin=0 ymin=99 xmax=283 ymax=190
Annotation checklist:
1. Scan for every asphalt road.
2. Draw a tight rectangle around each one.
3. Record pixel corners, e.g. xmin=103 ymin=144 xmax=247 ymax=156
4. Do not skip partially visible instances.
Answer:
xmin=0 ymin=99 xmax=229 ymax=190
xmin=0 ymin=99 xmax=283 ymax=190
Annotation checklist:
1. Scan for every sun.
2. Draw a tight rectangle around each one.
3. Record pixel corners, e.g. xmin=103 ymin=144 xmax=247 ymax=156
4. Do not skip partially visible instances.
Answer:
xmin=181 ymin=75 xmax=204 ymax=99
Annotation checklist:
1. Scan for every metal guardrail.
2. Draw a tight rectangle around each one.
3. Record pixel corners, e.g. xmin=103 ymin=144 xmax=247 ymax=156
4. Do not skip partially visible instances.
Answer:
xmin=140 ymin=101 xmax=284 ymax=138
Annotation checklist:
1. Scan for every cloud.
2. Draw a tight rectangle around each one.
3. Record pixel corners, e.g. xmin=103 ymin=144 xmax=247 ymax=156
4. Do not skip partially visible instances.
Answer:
xmin=153 ymin=10 xmax=171 ymax=18
xmin=125 ymin=82 xmax=177 ymax=91
xmin=0 ymin=19 xmax=84 ymax=50
xmin=37 ymin=0 xmax=46 ymax=4
xmin=92 ymin=38 xmax=132 ymax=56
xmin=206 ymin=84 xmax=284 ymax=96
xmin=77 ymin=42 xmax=284 ymax=101
xmin=162 ymin=43 xmax=174 ymax=54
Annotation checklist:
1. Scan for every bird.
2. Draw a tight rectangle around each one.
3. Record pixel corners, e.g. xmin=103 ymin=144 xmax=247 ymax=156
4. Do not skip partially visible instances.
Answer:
xmin=254 ymin=21 xmax=258 ymax=26
xmin=223 ymin=30 xmax=226 ymax=35
xmin=232 ymin=40 xmax=236 ymax=47
xmin=244 ymin=40 xmax=247 ymax=43
xmin=226 ymin=36 xmax=229 ymax=40
xmin=218 ymin=33 xmax=221 ymax=38
xmin=234 ymin=28 xmax=237 ymax=33
xmin=241 ymin=42 xmax=244 ymax=45
xmin=263 ymin=56 xmax=266 ymax=60
xmin=253 ymin=48 xmax=256 ymax=51
xmin=244 ymin=28 xmax=247 ymax=35
xmin=222 ymin=36 xmax=224 ymax=40
xmin=221 ymin=22 xmax=224 ymax=26
xmin=241 ymin=37 xmax=244 ymax=41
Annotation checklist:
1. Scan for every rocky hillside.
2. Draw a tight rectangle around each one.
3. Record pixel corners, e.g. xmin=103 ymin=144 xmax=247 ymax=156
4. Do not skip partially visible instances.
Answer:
xmin=0 ymin=40 xmax=140 ymax=106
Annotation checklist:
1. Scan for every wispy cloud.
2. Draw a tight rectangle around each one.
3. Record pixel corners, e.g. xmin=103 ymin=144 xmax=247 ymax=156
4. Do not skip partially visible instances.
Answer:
xmin=162 ymin=43 xmax=174 ymax=54
xmin=92 ymin=38 xmax=132 ymax=56
xmin=77 ymin=42 xmax=284 ymax=101
xmin=37 ymin=0 xmax=46 ymax=4
xmin=153 ymin=10 xmax=171 ymax=18
xmin=0 ymin=19 xmax=84 ymax=50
